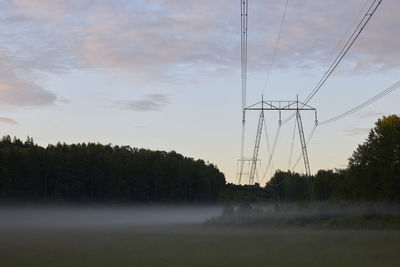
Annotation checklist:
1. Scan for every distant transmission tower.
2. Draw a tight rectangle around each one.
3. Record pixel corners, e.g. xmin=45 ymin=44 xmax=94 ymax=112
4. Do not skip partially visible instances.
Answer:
xmin=236 ymin=157 xmax=261 ymax=184
xmin=238 ymin=95 xmax=317 ymax=201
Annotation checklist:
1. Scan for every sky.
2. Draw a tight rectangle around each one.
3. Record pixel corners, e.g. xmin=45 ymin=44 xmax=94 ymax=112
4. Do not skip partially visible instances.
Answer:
xmin=0 ymin=0 xmax=399 ymax=184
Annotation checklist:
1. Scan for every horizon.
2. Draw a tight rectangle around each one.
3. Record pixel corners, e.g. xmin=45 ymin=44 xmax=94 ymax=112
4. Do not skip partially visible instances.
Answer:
xmin=0 ymin=0 xmax=399 ymax=184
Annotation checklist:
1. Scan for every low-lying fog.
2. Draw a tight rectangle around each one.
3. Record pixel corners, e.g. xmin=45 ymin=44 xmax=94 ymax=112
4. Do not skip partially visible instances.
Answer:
xmin=0 ymin=205 xmax=222 ymax=229
xmin=2 ymin=203 xmax=399 ymax=229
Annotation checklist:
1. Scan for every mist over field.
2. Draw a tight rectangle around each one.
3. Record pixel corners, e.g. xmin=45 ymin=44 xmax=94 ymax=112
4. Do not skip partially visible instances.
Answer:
xmin=1 ymin=202 xmax=399 ymax=230
xmin=0 ymin=205 xmax=222 ymax=229
xmin=0 ymin=205 xmax=400 ymax=267
xmin=0 ymin=204 xmax=400 ymax=267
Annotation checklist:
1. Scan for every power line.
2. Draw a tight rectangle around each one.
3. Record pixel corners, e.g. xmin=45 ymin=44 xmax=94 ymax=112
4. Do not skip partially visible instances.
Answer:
xmin=263 ymin=113 xmax=273 ymax=177
xmin=323 ymin=0 xmax=373 ymax=70
xmin=290 ymin=80 xmax=400 ymax=171
xmin=238 ymin=0 xmax=249 ymax=184
xmin=291 ymin=79 xmax=400 ymax=171
xmin=296 ymin=0 xmax=372 ymax=99
xmin=292 ymin=124 xmax=317 ymax=171
xmin=238 ymin=0 xmax=384 ymax=186
xmin=238 ymin=120 xmax=246 ymax=184
xmin=319 ymin=80 xmax=400 ymax=125
xmin=263 ymin=0 xmax=289 ymax=93
xmin=302 ymin=0 xmax=382 ymax=105
xmin=261 ymin=114 xmax=278 ymax=185
xmin=261 ymin=122 xmax=281 ymax=183
xmin=282 ymin=0 xmax=383 ymax=124
xmin=241 ymin=0 xmax=248 ymax=112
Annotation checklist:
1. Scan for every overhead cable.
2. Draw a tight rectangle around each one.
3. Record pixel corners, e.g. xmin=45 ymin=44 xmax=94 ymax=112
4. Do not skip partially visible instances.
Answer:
xmin=261 ymin=122 xmax=281 ymax=182
xmin=238 ymin=0 xmax=249 ymax=184
xmin=302 ymin=0 xmax=382 ymax=105
xmin=319 ymin=80 xmax=400 ymax=125
xmin=290 ymin=80 xmax=400 ymax=171
xmin=263 ymin=0 xmax=289 ymax=93
xmin=296 ymin=0 xmax=372 ymax=100
xmin=292 ymin=124 xmax=317 ymax=171
xmin=282 ymin=0 xmax=383 ymax=125
xmin=241 ymin=0 xmax=248 ymax=113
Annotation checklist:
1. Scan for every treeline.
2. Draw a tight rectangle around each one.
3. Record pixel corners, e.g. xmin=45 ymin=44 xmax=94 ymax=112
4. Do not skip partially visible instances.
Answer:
xmin=264 ymin=115 xmax=400 ymax=203
xmin=1 ymin=115 xmax=399 ymax=204
xmin=0 ymin=137 xmax=225 ymax=203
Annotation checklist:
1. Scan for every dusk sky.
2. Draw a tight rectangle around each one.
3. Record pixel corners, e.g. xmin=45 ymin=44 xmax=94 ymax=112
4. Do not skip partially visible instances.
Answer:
xmin=0 ymin=0 xmax=399 ymax=184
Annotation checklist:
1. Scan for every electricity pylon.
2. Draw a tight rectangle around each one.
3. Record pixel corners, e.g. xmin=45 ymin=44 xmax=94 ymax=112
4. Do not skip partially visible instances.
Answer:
xmin=239 ymin=95 xmax=317 ymax=201
xmin=236 ymin=157 xmax=261 ymax=184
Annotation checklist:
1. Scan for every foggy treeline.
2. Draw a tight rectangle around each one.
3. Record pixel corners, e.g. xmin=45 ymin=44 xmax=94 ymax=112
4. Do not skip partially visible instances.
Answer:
xmin=0 ymin=115 xmax=399 ymax=204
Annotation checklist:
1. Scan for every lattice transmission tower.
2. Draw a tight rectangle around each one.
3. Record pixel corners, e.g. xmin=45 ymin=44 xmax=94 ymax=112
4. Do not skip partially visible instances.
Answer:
xmin=238 ymin=95 xmax=317 ymax=201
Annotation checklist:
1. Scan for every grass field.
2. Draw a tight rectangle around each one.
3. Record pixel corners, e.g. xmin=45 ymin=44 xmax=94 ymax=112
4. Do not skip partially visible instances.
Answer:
xmin=1 ymin=225 xmax=400 ymax=267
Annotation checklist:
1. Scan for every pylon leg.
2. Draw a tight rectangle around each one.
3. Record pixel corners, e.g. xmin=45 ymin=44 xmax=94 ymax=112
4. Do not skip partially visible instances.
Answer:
xmin=249 ymin=110 xmax=264 ymax=185
xmin=296 ymin=111 xmax=315 ymax=201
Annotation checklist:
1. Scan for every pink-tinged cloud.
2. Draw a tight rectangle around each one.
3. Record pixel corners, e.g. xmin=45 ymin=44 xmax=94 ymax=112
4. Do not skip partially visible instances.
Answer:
xmin=0 ymin=81 xmax=56 ymax=106
xmin=0 ymin=117 xmax=18 ymax=125
xmin=0 ymin=64 xmax=56 ymax=106
xmin=0 ymin=0 xmax=398 ymax=101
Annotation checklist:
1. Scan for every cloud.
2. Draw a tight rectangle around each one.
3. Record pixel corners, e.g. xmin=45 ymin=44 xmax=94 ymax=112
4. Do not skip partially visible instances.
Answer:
xmin=0 ymin=2 xmax=73 ymax=107
xmin=118 ymin=94 xmax=169 ymax=111
xmin=344 ymin=127 xmax=370 ymax=136
xmin=57 ymin=97 xmax=71 ymax=104
xmin=0 ymin=0 xmax=397 ymax=103
xmin=0 ymin=117 xmax=18 ymax=125
xmin=8 ymin=1 xmax=398 ymax=71
xmin=0 ymin=80 xmax=56 ymax=107
xmin=357 ymin=111 xmax=384 ymax=119
xmin=0 ymin=64 xmax=56 ymax=107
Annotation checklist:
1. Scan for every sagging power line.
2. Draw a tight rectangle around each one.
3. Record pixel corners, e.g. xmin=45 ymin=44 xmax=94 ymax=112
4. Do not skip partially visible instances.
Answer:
xmin=262 ymin=0 xmax=289 ymax=94
xmin=282 ymin=0 xmax=383 ymax=125
xmin=319 ymin=80 xmax=400 ymax=125
xmin=236 ymin=0 xmax=385 ymax=203
xmin=291 ymin=80 xmax=400 ymax=170
xmin=238 ymin=0 xmax=249 ymax=184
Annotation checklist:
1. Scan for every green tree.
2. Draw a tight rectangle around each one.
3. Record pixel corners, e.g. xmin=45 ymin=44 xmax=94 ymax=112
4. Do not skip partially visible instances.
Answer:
xmin=348 ymin=115 xmax=400 ymax=201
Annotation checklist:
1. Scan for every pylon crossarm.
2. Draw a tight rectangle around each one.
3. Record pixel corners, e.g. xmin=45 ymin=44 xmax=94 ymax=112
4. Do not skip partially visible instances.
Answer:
xmin=280 ymin=101 xmax=316 ymax=111
xmin=245 ymin=100 xmax=317 ymax=111
xmin=245 ymin=101 xmax=279 ymax=110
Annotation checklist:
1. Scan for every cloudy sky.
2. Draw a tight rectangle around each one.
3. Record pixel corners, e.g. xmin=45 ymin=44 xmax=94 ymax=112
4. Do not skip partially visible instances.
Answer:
xmin=0 ymin=0 xmax=399 ymax=184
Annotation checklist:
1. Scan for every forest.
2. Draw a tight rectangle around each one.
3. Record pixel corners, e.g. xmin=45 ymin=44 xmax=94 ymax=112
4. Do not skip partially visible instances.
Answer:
xmin=0 ymin=115 xmax=399 ymax=203
xmin=0 ymin=138 xmax=225 ymax=203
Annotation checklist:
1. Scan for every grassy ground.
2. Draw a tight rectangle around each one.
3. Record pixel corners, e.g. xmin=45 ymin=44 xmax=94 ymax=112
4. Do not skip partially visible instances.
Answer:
xmin=1 ymin=225 xmax=400 ymax=267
